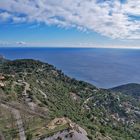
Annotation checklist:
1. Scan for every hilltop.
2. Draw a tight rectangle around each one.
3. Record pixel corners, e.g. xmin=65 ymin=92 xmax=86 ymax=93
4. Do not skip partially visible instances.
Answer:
xmin=0 ymin=58 xmax=140 ymax=140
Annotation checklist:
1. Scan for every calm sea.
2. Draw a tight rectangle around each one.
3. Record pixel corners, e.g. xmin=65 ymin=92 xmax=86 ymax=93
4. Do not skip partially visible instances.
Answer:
xmin=0 ymin=47 xmax=140 ymax=88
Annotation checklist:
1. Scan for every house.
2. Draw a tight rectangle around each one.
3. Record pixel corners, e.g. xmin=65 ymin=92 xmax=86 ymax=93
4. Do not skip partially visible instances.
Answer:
xmin=0 ymin=82 xmax=5 ymax=87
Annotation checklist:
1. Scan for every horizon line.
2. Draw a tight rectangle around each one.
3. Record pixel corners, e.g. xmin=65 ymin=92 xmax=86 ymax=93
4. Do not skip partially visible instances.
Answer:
xmin=0 ymin=46 xmax=140 ymax=50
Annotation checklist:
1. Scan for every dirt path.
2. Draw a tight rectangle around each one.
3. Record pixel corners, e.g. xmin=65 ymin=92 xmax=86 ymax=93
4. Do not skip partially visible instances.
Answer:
xmin=1 ymin=104 xmax=26 ymax=140
xmin=23 ymin=81 xmax=30 ymax=96
xmin=38 ymin=89 xmax=47 ymax=99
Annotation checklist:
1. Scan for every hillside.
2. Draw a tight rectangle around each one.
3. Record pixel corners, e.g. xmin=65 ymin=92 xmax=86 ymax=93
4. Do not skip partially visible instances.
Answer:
xmin=110 ymin=83 xmax=140 ymax=99
xmin=0 ymin=58 xmax=140 ymax=140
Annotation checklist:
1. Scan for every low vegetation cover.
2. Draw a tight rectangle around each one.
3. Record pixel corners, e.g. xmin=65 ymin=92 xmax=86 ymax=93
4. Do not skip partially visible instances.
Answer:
xmin=0 ymin=58 xmax=140 ymax=140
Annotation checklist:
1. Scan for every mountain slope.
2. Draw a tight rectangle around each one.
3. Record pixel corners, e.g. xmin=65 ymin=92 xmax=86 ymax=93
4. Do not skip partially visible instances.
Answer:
xmin=110 ymin=83 xmax=140 ymax=98
xmin=0 ymin=59 xmax=140 ymax=140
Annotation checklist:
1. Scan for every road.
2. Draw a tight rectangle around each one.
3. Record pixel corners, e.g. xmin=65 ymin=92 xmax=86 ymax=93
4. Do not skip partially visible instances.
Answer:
xmin=1 ymin=104 xmax=26 ymax=140
xmin=0 ymin=131 xmax=5 ymax=140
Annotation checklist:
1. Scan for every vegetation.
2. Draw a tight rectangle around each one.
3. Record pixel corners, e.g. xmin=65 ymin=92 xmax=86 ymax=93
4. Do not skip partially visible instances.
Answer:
xmin=0 ymin=58 xmax=140 ymax=140
xmin=110 ymin=83 xmax=140 ymax=98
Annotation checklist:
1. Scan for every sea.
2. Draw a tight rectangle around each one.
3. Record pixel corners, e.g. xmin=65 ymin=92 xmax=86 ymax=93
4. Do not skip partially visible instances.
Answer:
xmin=0 ymin=47 xmax=140 ymax=89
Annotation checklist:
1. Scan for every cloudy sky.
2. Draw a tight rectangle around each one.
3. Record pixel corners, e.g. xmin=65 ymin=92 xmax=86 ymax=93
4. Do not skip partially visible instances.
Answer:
xmin=0 ymin=0 xmax=140 ymax=48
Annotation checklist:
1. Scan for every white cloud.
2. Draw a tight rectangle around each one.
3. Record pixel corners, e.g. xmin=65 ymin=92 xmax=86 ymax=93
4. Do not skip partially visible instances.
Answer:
xmin=0 ymin=12 xmax=11 ymax=21
xmin=0 ymin=0 xmax=140 ymax=39
xmin=0 ymin=40 xmax=27 ymax=47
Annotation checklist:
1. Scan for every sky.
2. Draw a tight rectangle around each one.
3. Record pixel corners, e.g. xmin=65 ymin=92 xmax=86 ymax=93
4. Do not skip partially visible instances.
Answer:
xmin=0 ymin=0 xmax=140 ymax=48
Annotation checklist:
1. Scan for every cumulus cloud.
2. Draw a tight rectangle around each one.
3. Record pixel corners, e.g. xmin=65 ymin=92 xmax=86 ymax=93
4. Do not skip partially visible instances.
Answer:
xmin=0 ymin=0 xmax=140 ymax=39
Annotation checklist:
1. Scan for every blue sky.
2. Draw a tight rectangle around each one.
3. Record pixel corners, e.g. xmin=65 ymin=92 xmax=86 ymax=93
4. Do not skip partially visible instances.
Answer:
xmin=0 ymin=0 xmax=140 ymax=48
